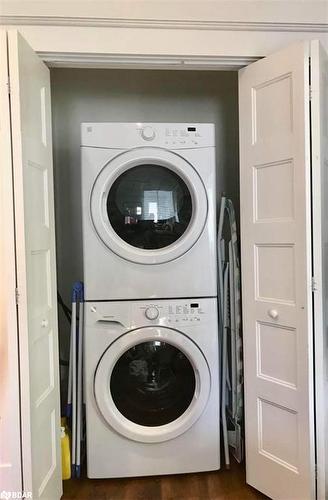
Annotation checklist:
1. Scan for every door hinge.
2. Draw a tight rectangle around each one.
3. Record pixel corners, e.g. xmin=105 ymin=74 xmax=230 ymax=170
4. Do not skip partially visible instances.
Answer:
xmin=311 ymin=277 xmax=318 ymax=292
xmin=15 ymin=287 xmax=19 ymax=305
xmin=309 ymin=85 xmax=312 ymax=101
xmin=315 ymin=464 xmax=318 ymax=480
xmin=6 ymin=77 xmax=11 ymax=95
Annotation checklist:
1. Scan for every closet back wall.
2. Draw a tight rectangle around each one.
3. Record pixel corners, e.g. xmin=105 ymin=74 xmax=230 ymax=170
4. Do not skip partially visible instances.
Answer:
xmin=50 ymin=68 xmax=239 ymax=361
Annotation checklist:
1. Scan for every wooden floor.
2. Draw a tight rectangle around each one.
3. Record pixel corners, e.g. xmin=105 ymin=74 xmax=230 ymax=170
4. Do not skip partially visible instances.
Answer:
xmin=63 ymin=459 xmax=267 ymax=499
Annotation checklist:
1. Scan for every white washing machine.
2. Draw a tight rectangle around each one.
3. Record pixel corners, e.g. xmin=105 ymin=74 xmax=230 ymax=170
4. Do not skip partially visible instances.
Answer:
xmin=81 ymin=122 xmax=217 ymax=301
xmin=84 ymin=297 xmax=220 ymax=478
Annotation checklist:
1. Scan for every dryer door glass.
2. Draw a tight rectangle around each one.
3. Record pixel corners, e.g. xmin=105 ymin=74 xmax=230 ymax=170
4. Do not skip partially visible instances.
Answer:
xmin=110 ymin=340 xmax=196 ymax=426
xmin=107 ymin=165 xmax=192 ymax=249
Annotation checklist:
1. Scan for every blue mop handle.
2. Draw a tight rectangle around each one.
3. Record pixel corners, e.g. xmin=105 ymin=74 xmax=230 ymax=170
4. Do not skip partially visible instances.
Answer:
xmin=72 ymin=281 xmax=84 ymax=303
xmin=71 ymin=281 xmax=84 ymax=478
xmin=66 ymin=282 xmax=84 ymax=419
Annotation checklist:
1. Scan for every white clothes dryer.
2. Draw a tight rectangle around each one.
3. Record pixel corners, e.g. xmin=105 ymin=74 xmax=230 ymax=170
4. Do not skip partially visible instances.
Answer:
xmin=81 ymin=123 xmax=217 ymax=301
xmin=84 ymin=297 xmax=220 ymax=478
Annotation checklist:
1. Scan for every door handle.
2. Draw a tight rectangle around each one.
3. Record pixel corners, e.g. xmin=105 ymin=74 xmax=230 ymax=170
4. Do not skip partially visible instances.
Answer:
xmin=97 ymin=319 xmax=125 ymax=327
xmin=268 ymin=309 xmax=279 ymax=320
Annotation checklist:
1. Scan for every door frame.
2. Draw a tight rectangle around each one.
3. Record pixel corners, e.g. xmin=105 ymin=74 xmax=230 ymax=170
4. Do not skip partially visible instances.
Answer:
xmin=36 ymin=52 xmax=259 ymax=70
xmin=1 ymin=11 xmax=328 ymax=66
xmin=3 ymin=27 xmax=325 ymax=498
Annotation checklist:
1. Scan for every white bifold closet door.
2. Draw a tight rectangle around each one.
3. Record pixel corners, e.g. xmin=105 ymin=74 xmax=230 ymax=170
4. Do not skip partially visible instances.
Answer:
xmin=7 ymin=30 xmax=62 ymax=499
xmin=0 ymin=29 xmax=22 ymax=494
xmin=311 ymin=40 xmax=328 ymax=500
xmin=239 ymin=40 xmax=328 ymax=500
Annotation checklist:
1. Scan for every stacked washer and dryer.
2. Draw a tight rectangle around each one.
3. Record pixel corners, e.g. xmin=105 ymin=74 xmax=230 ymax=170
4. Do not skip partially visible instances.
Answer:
xmin=81 ymin=123 xmax=220 ymax=478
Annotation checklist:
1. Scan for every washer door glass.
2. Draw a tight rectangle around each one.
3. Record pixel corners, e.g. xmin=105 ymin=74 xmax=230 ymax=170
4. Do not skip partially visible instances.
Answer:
xmin=107 ymin=165 xmax=192 ymax=250
xmin=110 ymin=340 xmax=195 ymax=426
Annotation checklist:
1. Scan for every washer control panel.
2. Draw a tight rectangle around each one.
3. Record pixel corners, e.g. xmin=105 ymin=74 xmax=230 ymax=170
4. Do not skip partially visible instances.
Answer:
xmin=137 ymin=301 xmax=206 ymax=326
xmin=88 ymin=298 xmax=216 ymax=331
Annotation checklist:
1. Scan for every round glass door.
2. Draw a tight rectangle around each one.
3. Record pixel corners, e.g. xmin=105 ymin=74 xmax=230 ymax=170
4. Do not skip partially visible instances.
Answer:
xmin=90 ymin=148 xmax=208 ymax=265
xmin=110 ymin=341 xmax=195 ymax=426
xmin=107 ymin=165 xmax=192 ymax=250
xmin=94 ymin=327 xmax=211 ymax=443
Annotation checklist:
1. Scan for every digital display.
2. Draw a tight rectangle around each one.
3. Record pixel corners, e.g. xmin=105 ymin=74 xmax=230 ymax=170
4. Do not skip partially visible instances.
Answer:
xmin=187 ymin=127 xmax=196 ymax=132
xmin=190 ymin=303 xmax=199 ymax=308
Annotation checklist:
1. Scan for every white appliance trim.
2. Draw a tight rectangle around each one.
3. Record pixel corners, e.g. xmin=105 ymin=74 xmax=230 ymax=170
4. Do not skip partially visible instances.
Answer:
xmin=89 ymin=147 xmax=208 ymax=265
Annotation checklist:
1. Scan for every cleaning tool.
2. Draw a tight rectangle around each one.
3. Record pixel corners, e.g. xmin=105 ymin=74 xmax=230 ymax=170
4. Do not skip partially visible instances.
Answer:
xmin=66 ymin=282 xmax=84 ymax=478
xmin=61 ymin=417 xmax=71 ymax=480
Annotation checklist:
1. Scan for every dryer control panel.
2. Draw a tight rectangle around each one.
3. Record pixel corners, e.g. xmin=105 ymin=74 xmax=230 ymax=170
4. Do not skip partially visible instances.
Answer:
xmin=161 ymin=126 xmax=204 ymax=148
xmin=81 ymin=122 xmax=215 ymax=149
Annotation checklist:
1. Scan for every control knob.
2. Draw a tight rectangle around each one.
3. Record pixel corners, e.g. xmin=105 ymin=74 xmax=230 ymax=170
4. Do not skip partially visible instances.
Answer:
xmin=145 ymin=306 xmax=159 ymax=320
xmin=141 ymin=126 xmax=155 ymax=141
